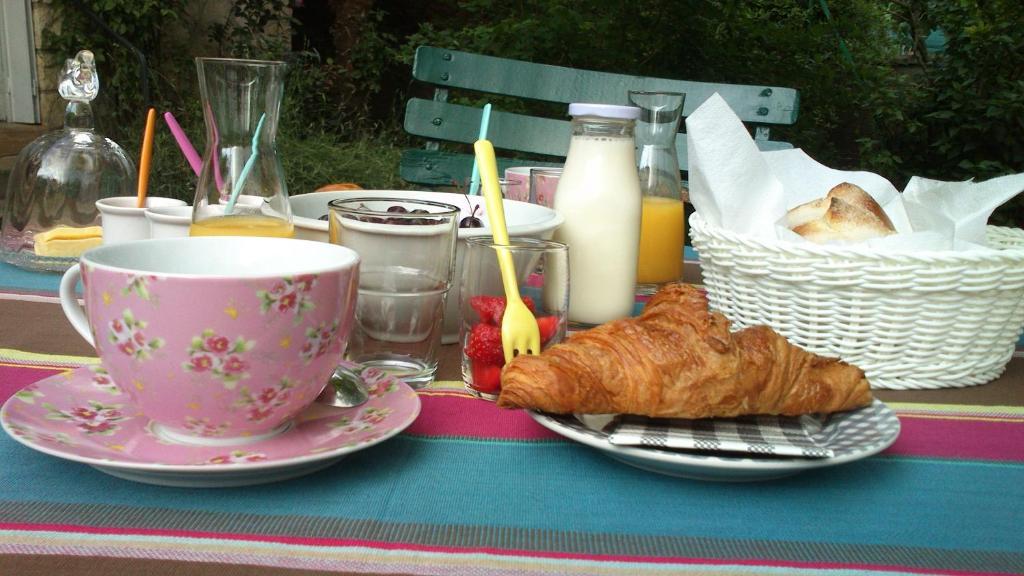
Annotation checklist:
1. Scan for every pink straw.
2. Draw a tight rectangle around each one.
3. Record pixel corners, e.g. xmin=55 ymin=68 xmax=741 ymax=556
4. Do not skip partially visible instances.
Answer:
xmin=162 ymin=111 xmax=201 ymax=177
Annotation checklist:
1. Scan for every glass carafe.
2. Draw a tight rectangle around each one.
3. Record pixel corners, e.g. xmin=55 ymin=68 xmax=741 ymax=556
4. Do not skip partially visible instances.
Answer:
xmin=0 ymin=50 xmax=135 ymax=271
xmin=190 ymin=58 xmax=293 ymax=238
xmin=628 ymin=91 xmax=686 ymax=294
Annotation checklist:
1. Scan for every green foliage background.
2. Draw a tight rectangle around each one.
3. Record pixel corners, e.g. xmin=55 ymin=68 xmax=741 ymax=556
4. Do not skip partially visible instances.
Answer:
xmin=38 ymin=0 xmax=1024 ymax=225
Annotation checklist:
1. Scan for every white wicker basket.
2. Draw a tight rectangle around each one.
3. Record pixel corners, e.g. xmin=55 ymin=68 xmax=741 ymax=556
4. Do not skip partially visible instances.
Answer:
xmin=689 ymin=212 xmax=1024 ymax=390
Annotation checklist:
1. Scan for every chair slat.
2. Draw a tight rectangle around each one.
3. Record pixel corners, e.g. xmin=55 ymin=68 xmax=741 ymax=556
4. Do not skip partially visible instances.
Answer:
xmin=405 ymin=99 xmax=793 ymax=172
xmin=405 ymin=99 xmax=571 ymax=157
xmin=412 ymin=46 xmax=800 ymax=125
xmin=403 ymin=45 xmax=799 ymax=188
xmin=399 ymin=139 xmax=791 ymax=188
xmin=399 ymin=149 xmax=561 ymax=188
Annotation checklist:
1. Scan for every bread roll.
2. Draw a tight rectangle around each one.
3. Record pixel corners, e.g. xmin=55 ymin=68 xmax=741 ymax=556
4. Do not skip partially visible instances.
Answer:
xmin=315 ymin=182 xmax=363 ymax=192
xmin=786 ymin=182 xmax=895 ymax=243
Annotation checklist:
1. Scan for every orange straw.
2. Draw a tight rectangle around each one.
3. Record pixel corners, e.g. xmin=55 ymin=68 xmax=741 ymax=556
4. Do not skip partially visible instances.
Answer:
xmin=136 ymin=107 xmax=157 ymax=208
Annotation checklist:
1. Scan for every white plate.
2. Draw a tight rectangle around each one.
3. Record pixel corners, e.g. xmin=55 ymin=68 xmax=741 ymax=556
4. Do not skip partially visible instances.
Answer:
xmin=529 ymin=399 xmax=900 ymax=482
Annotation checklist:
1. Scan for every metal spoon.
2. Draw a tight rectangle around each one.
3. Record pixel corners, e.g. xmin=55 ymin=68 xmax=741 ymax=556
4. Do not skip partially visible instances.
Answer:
xmin=317 ymin=365 xmax=369 ymax=408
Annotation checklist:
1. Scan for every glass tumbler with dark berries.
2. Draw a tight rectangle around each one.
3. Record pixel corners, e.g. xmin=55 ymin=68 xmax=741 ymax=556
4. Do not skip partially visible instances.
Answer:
xmin=460 ymin=237 xmax=569 ymax=400
xmin=328 ymin=197 xmax=460 ymax=388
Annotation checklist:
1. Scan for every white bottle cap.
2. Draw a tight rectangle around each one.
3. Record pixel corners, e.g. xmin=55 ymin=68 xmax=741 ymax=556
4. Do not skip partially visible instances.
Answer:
xmin=568 ymin=103 xmax=641 ymax=120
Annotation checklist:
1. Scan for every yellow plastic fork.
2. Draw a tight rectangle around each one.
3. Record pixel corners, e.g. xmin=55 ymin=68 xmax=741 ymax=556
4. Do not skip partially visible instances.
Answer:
xmin=473 ymin=139 xmax=541 ymax=363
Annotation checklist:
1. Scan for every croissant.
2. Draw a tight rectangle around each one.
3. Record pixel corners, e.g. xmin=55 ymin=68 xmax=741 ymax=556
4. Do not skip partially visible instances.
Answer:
xmin=497 ymin=284 xmax=871 ymax=418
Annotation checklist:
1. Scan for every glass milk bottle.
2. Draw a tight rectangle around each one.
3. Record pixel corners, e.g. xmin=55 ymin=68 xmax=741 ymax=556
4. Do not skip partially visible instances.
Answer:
xmin=553 ymin=104 xmax=642 ymax=326
xmin=629 ymin=91 xmax=686 ymax=294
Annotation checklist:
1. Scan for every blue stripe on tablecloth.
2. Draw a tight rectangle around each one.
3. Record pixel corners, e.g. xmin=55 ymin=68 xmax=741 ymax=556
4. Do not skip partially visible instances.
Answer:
xmin=0 ymin=250 xmax=706 ymax=296
xmin=683 ymin=245 xmax=699 ymax=262
xmin=1 ymin=433 xmax=1022 ymax=564
xmin=0 ymin=261 xmax=62 ymax=295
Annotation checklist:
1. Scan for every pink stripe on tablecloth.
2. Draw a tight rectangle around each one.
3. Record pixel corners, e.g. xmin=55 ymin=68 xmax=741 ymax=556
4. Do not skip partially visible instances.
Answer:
xmin=407 ymin=394 xmax=559 ymax=440
xmin=0 ymin=364 xmax=66 ymax=404
xmin=0 ymin=291 xmax=61 ymax=303
xmin=2 ymin=523 xmax=1005 ymax=576
xmin=886 ymin=416 xmax=1024 ymax=462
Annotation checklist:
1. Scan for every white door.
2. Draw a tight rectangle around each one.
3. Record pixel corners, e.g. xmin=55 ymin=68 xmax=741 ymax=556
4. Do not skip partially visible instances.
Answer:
xmin=0 ymin=0 xmax=39 ymax=123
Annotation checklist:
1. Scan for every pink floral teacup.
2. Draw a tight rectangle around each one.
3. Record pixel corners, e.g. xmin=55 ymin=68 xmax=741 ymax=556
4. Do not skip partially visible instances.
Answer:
xmin=59 ymin=237 xmax=360 ymax=444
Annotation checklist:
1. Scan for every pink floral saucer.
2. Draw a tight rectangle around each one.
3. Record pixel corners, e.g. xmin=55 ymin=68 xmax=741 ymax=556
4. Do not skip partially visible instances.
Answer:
xmin=0 ymin=362 xmax=420 ymax=487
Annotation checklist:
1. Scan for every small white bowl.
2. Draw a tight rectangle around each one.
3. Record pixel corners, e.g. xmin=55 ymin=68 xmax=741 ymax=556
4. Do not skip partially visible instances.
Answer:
xmin=290 ymin=189 xmax=564 ymax=343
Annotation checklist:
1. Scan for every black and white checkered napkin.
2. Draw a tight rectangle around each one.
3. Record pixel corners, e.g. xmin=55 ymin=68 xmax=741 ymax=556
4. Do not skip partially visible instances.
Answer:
xmin=607 ymin=413 xmax=837 ymax=458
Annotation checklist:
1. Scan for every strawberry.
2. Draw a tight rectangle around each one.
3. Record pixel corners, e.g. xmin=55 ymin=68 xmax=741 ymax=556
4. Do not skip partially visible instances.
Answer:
xmin=469 ymin=295 xmax=536 ymax=325
xmin=470 ymin=361 xmax=503 ymax=394
xmin=522 ymin=296 xmax=536 ymax=314
xmin=464 ymin=323 xmax=505 ymax=364
xmin=535 ymin=315 xmax=559 ymax=344
xmin=469 ymin=296 xmax=504 ymax=325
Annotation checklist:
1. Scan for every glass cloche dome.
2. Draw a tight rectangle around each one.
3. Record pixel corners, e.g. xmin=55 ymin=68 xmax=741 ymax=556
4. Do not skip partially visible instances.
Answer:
xmin=0 ymin=50 xmax=135 ymax=272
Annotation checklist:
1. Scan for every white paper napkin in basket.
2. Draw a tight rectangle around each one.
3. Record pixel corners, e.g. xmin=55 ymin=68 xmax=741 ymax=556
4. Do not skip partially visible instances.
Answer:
xmin=685 ymin=93 xmax=1024 ymax=250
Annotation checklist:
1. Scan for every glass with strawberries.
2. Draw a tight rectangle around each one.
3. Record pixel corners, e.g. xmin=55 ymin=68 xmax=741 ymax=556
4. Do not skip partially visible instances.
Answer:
xmin=460 ymin=237 xmax=569 ymax=399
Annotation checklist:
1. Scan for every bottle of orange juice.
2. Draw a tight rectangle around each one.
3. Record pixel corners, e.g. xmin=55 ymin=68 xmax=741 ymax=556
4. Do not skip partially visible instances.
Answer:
xmin=190 ymin=58 xmax=294 ymax=239
xmin=629 ymin=91 xmax=686 ymax=294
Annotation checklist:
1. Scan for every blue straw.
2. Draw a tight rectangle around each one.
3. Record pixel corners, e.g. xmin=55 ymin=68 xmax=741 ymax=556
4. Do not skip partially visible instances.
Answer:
xmin=224 ymin=113 xmax=266 ymax=215
xmin=468 ymin=103 xmax=492 ymax=196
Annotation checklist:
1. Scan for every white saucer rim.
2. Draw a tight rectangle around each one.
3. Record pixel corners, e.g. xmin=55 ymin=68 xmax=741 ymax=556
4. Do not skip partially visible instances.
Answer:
xmin=1 ymin=367 xmax=422 ymax=474
xmin=88 ymin=457 xmax=346 ymax=487
xmin=529 ymin=399 xmax=900 ymax=474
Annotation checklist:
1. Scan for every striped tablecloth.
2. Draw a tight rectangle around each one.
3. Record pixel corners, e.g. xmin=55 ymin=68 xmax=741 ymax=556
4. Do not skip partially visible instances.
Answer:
xmin=2 ymin=348 xmax=1023 ymax=575
xmin=0 ymin=261 xmax=64 ymax=302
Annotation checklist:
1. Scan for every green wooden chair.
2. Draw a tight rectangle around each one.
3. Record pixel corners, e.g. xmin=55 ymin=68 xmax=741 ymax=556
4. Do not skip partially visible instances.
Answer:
xmin=401 ymin=46 xmax=800 ymax=188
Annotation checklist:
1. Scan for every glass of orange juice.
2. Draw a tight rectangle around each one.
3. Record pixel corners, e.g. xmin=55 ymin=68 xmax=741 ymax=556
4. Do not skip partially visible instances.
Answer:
xmin=190 ymin=58 xmax=294 ymax=238
xmin=629 ymin=90 xmax=686 ymax=294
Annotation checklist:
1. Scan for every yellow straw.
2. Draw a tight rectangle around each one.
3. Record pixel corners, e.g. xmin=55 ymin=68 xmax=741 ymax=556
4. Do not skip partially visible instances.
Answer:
xmin=136 ymin=107 xmax=157 ymax=208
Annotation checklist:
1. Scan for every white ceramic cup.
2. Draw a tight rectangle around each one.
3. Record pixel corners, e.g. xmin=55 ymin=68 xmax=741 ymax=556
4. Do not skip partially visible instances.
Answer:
xmin=97 ymin=197 xmax=187 ymax=244
xmin=144 ymin=205 xmax=193 ymax=238
xmin=503 ymin=167 xmax=537 ymax=203
xmin=505 ymin=167 xmax=561 ymax=203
